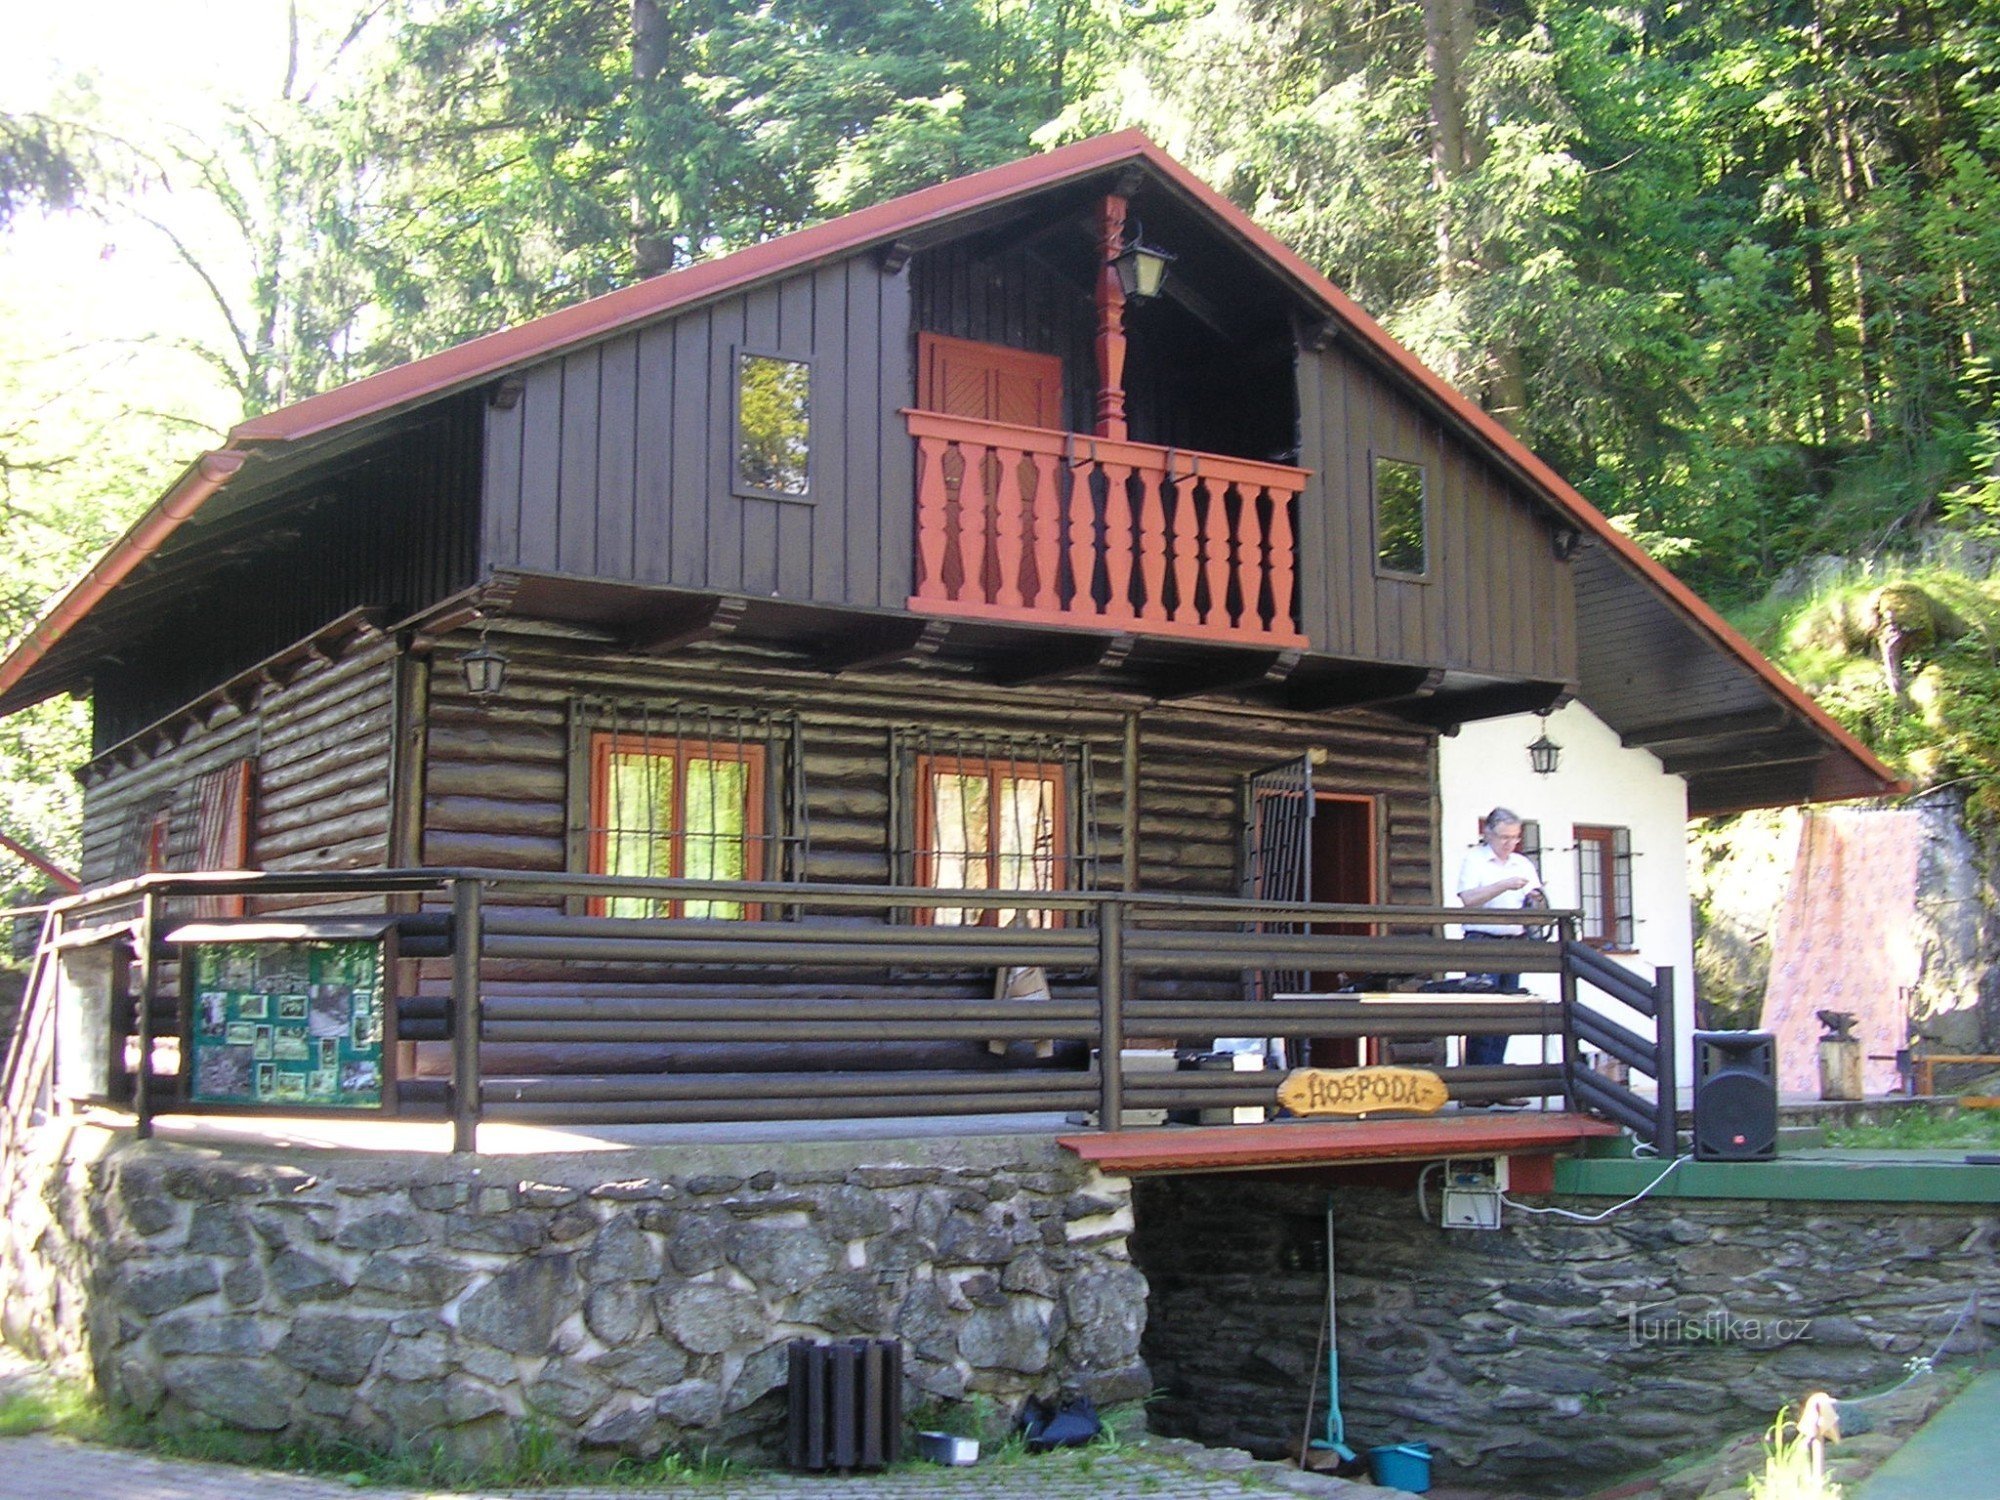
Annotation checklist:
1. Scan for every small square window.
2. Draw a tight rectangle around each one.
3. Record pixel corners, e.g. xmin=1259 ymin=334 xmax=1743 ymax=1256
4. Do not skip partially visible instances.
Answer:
xmin=735 ymin=351 xmax=811 ymax=500
xmin=1374 ymin=455 xmax=1427 ymax=576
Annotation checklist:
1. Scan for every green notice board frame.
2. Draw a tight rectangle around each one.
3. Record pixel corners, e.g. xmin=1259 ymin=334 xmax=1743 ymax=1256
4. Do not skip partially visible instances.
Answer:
xmin=172 ymin=917 xmax=400 ymax=1114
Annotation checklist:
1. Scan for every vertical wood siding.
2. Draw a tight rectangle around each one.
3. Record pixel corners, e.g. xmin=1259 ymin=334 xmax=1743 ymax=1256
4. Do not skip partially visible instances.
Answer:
xmin=79 ymin=639 xmax=399 ymax=888
xmin=94 ymin=400 xmax=482 ymax=748
xmin=479 ymin=246 xmax=1575 ymax=682
xmin=1296 ymin=344 xmax=1577 ymax=681
xmin=482 ymin=260 xmax=917 ymax=610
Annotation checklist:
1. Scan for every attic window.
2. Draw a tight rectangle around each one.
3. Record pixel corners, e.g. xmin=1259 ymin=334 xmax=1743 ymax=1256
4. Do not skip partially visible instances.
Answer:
xmin=734 ymin=351 xmax=812 ymax=500
xmin=1373 ymin=455 xmax=1428 ymax=577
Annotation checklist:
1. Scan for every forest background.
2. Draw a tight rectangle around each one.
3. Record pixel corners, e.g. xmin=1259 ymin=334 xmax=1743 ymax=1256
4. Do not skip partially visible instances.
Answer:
xmin=4 ymin=0 xmax=2000 ymax=891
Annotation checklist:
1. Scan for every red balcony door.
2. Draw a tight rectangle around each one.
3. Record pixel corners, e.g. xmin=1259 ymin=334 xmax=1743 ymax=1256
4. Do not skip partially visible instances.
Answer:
xmin=918 ymin=333 xmax=1062 ymax=430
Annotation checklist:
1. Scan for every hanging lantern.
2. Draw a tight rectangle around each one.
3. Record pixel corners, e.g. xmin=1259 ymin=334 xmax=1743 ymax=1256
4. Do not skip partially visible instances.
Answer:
xmin=461 ymin=624 xmax=509 ymax=700
xmin=1527 ymin=712 xmax=1562 ymax=776
xmin=1110 ymin=222 xmax=1175 ymax=301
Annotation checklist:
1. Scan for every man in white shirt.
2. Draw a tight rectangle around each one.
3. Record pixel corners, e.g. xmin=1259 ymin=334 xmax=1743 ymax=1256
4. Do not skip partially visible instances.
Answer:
xmin=1455 ymin=807 xmax=1543 ymax=1069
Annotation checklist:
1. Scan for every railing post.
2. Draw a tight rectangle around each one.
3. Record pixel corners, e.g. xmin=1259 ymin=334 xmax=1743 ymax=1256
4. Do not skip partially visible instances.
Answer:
xmin=1653 ymin=965 xmax=1678 ymax=1157
xmin=451 ymin=878 xmax=484 ymax=1154
xmin=1558 ymin=919 xmax=1580 ymax=1114
xmin=1098 ymin=899 xmax=1125 ymax=1131
xmin=133 ymin=888 xmax=158 ymax=1141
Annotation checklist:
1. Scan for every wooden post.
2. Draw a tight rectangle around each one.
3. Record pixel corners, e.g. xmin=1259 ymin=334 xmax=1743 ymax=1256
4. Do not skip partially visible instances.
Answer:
xmin=1098 ymin=899 xmax=1126 ymax=1130
xmin=1122 ymin=712 xmax=1141 ymax=893
xmin=1558 ymin=918 xmax=1580 ymax=1113
xmin=1653 ymin=965 xmax=1678 ymax=1157
xmin=1094 ymin=195 xmax=1130 ymax=441
xmin=133 ymin=888 xmax=158 ymax=1140
xmin=451 ymin=878 xmax=483 ymax=1154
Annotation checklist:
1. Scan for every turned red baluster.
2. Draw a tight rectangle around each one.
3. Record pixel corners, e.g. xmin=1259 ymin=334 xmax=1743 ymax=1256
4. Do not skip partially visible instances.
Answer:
xmin=993 ymin=444 xmax=1027 ymax=610
xmin=1026 ymin=450 xmax=1061 ymax=610
xmin=1100 ymin=461 xmax=1137 ymax=623
xmin=915 ymin=436 xmax=949 ymax=602
xmin=1265 ymin=485 xmax=1298 ymax=638
xmin=1135 ymin=462 xmax=1168 ymax=623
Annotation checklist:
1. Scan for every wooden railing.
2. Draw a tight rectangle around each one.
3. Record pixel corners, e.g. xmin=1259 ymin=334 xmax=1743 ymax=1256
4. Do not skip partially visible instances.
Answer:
xmin=29 ymin=871 xmax=1681 ymax=1155
xmin=905 ymin=410 xmax=1309 ymax=647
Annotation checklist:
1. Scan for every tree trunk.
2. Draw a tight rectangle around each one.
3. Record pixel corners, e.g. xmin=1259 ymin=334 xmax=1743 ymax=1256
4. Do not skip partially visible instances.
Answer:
xmin=631 ymin=0 xmax=676 ymax=279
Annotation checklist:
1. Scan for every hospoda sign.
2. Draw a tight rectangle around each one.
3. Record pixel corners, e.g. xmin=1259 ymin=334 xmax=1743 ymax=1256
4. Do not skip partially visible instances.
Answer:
xmin=1277 ymin=1066 xmax=1449 ymax=1116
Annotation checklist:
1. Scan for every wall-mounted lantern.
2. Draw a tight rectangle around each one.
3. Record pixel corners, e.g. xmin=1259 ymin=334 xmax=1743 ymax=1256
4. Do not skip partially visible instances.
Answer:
xmin=461 ymin=622 xmax=510 ymax=700
xmin=1110 ymin=222 xmax=1175 ymax=302
xmin=1527 ymin=710 xmax=1562 ymax=776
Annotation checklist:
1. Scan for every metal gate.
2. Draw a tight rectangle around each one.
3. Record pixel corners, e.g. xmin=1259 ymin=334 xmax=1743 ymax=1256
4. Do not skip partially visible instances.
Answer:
xmin=1243 ymin=752 xmax=1314 ymax=1002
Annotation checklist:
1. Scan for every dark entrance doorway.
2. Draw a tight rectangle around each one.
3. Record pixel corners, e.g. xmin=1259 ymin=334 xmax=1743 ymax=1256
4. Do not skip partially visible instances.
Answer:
xmin=1242 ymin=754 xmax=1382 ymax=1067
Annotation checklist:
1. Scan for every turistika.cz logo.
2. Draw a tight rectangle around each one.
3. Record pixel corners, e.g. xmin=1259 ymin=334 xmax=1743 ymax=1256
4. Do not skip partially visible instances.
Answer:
xmin=1626 ymin=1304 xmax=1812 ymax=1350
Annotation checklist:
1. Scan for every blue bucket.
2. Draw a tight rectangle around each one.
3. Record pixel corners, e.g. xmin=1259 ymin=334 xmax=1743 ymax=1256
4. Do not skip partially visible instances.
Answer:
xmin=1367 ymin=1442 xmax=1433 ymax=1493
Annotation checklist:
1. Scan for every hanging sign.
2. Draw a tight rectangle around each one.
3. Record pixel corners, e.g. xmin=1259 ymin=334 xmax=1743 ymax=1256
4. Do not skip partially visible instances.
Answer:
xmin=1278 ymin=1066 xmax=1448 ymax=1117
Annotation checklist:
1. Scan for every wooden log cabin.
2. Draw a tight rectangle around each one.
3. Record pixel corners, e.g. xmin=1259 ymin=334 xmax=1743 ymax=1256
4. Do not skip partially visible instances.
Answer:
xmin=0 ymin=133 xmax=1895 ymax=1119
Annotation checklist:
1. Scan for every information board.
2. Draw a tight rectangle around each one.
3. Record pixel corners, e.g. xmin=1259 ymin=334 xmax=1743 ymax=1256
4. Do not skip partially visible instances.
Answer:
xmin=186 ymin=939 xmax=386 ymax=1109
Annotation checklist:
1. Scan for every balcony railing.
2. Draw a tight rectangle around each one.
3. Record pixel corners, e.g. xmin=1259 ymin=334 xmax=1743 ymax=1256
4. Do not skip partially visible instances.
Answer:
xmin=16 ymin=868 xmax=1679 ymax=1157
xmin=906 ymin=410 xmax=1309 ymax=647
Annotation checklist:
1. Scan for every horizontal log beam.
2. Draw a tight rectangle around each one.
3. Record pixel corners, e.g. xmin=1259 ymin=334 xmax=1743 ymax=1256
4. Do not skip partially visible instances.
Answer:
xmin=1280 ymin=665 xmax=1441 ymax=713
xmin=1395 ymin=680 xmax=1567 ymax=729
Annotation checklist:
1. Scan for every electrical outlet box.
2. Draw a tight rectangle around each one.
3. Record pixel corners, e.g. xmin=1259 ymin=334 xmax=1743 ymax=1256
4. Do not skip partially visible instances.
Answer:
xmin=1440 ymin=1156 xmax=1507 ymax=1230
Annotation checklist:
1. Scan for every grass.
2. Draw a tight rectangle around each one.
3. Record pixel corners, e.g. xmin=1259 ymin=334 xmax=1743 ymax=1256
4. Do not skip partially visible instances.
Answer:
xmin=1824 ymin=1108 xmax=2000 ymax=1151
xmin=0 ymin=1383 xmax=737 ymax=1491
xmin=0 ymin=1380 xmax=97 ymax=1437
xmin=1745 ymin=1406 xmax=1843 ymax=1500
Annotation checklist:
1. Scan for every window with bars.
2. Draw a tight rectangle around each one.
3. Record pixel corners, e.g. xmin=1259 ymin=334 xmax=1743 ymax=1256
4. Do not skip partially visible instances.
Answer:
xmin=1574 ymin=824 xmax=1635 ymax=949
xmin=569 ymin=702 xmax=807 ymax=918
xmin=892 ymin=729 xmax=1097 ymax=926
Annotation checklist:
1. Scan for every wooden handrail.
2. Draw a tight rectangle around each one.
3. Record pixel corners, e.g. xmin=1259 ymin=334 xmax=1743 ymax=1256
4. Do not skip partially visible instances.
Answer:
xmin=27 ymin=865 xmax=1672 ymax=1145
xmin=904 ymin=409 xmax=1310 ymax=647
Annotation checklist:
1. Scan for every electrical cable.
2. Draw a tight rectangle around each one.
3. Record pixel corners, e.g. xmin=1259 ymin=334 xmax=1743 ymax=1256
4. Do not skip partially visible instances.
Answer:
xmin=1838 ymin=1290 xmax=1986 ymax=1407
xmin=1415 ymin=1160 xmax=1443 ymax=1225
xmin=1499 ymin=1153 xmax=1690 ymax=1221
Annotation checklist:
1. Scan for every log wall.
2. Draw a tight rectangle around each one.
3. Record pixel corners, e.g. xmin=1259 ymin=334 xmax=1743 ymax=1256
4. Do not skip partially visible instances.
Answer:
xmin=78 ymin=635 xmax=399 ymax=889
xmin=412 ymin=631 xmax=1440 ymax=1076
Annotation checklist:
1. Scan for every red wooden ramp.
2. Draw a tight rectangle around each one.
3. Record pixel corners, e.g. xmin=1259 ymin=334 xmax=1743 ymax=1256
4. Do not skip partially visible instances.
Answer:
xmin=1059 ymin=1112 xmax=1623 ymax=1184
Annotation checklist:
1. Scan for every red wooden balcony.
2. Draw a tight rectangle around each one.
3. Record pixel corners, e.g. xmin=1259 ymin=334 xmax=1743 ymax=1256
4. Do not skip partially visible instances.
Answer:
xmin=906 ymin=410 xmax=1309 ymax=647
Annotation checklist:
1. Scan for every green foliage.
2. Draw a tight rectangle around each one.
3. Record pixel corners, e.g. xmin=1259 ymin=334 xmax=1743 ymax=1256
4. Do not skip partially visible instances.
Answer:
xmin=0 ymin=114 xmax=84 ymax=229
xmin=1755 ymin=568 xmax=2000 ymax=822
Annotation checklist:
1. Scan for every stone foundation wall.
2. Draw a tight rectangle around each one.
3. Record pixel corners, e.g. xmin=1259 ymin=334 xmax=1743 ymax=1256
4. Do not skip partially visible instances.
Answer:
xmin=1133 ymin=1175 xmax=1997 ymax=1494
xmin=0 ymin=1124 xmax=1147 ymax=1463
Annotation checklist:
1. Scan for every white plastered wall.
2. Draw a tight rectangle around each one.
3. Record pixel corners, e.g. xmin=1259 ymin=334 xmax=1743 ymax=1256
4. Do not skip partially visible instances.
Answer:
xmin=1436 ymin=701 xmax=1696 ymax=1096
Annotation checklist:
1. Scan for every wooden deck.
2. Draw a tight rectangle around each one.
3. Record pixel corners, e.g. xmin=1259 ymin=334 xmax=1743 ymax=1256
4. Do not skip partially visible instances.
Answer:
xmin=1061 ymin=1110 xmax=1623 ymax=1176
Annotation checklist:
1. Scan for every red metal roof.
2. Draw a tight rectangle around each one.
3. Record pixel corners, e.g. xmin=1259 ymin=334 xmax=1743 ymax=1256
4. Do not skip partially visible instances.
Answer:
xmin=1059 ymin=1112 xmax=1623 ymax=1174
xmin=0 ymin=130 xmax=1904 ymax=799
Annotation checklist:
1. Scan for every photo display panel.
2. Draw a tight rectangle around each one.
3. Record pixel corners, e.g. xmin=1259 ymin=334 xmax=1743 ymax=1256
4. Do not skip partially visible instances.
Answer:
xmin=187 ymin=938 xmax=385 ymax=1108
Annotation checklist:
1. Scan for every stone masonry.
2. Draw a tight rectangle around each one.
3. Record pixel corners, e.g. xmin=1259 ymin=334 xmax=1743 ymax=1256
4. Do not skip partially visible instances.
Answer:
xmin=1134 ymin=1175 xmax=1998 ymax=1495
xmin=0 ymin=1124 xmax=1149 ymax=1465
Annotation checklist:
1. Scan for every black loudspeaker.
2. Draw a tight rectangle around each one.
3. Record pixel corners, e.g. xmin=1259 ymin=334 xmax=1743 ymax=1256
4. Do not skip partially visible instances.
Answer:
xmin=1692 ymin=1030 xmax=1778 ymax=1161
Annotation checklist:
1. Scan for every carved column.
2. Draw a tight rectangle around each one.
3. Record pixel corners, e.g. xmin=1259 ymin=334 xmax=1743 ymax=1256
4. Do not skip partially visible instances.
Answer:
xmin=1094 ymin=194 xmax=1129 ymax=441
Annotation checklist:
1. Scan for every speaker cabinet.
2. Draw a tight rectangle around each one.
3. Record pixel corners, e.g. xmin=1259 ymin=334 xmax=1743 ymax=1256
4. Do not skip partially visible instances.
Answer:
xmin=1692 ymin=1030 xmax=1778 ymax=1161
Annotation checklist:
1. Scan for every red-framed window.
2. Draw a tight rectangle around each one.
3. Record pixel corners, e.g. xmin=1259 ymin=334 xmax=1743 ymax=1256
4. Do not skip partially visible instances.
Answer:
xmin=1574 ymin=823 xmax=1635 ymax=950
xmin=915 ymin=752 xmax=1067 ymax=927
xmin=587 ymin=733 xmax=766 ymax=919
